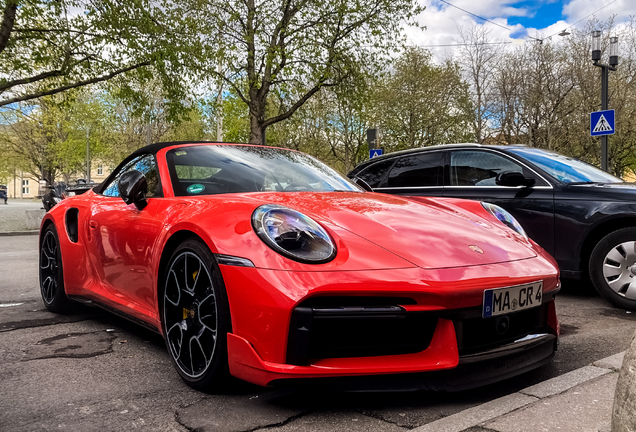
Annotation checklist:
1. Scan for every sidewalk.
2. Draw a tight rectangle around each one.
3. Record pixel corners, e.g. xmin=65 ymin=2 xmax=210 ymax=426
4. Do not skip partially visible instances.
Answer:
xmin=413 ymin=352 xmax=624 ymax=432
xmin=0 ymin=199 xmax=45 ymax=233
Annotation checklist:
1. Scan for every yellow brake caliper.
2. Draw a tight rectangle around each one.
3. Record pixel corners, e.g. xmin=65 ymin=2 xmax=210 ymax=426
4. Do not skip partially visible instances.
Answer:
xmin=183 ymin=270 xmax=200 ymax=319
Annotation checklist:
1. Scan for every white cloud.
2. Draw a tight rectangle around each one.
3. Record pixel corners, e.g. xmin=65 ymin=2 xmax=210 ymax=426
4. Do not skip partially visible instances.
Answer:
xmin=405 ymin=0 xmax=636 ymax=61
xmin=562 ymin=0 xmax=635 ymax=23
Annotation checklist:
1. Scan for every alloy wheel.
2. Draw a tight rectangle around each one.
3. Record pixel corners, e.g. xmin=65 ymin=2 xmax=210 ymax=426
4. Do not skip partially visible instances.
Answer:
xmin=163 ymin=251 xmax=218 ymax=378
xmin=602 ymin=240 xmax=636 ymax=299
xmin=40 ymin=230 xmax=59 ymax=305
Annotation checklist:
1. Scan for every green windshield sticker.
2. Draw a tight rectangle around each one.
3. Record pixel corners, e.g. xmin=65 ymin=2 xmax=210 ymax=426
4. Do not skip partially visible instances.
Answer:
xmin=175 ymin=150 xmax=187 ymax=156
xmin=187 ymin=184 xmax=205 ymax=194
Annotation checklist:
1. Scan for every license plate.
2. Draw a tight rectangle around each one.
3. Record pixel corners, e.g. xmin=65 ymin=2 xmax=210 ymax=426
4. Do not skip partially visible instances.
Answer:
xmin=482 ymin=281 xmax=543 ymax=318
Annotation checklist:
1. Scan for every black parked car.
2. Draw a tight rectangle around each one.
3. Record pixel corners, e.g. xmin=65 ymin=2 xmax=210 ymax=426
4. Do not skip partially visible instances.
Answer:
xmin=348 ymin=143 xmax=636 ymax=310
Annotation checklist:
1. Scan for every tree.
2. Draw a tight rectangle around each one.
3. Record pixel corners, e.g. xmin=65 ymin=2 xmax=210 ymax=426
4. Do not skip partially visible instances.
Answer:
xmin=264 ymin=69 xmax=375 ymax=173
xmin=375 ymin=47 xmax=473 ymax=151
xmin=457 ymin=25 xmax=503 ymax=143
xmin=0 ymin=0 xmax=187 ymax=110
xmin=175 ymin=0 xmax=423 ymax=144
xmin=0 ymin=92 xmax=113 ymax=184
xmin=100 ymin=82 xmax=208 ymax=165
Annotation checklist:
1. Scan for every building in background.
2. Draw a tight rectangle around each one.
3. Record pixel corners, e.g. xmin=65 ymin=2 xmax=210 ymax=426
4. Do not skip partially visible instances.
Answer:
xmin=4 ymin=162 xmax=112 ymax=199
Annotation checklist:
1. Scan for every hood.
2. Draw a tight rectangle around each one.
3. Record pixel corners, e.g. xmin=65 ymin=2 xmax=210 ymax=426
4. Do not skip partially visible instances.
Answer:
xmin=248 ymin=192 xmax=536 ymax=269
xmin=566 ymin=182 xmax=636 ymax=200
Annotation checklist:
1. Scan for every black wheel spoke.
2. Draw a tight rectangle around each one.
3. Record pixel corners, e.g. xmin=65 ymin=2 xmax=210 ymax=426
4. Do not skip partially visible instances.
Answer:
xmin=189 ymin=335 xmax=208 ymax=375
xmin=167 ymin=322 xmax=184 ymax=360
xmin=164 ymin=250 xmax=218 ymax=378
xmin=165 ymin=270 xmax=182 ymax=307
xmin=42 ymin=277 xmax=53 ymax=303
xmin=198 ymin=293 xmax=217 ymax=332
xmin=40 ymin=248 xmax=51 ymax=269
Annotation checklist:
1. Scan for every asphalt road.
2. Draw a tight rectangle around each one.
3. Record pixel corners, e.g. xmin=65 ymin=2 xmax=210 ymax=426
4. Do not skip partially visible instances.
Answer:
xmin=1 ymin=235 xmax=635 ymax=432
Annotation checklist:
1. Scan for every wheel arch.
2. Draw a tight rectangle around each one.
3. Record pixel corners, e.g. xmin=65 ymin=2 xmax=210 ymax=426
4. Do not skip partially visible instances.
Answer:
xmin=39 ymin=217 xmax=55 ymax=244
xmin=580 ymin=216 xmax=636 ymax=276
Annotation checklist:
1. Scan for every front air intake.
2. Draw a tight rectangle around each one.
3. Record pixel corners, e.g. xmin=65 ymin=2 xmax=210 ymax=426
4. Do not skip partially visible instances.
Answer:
xmin=286 ymin=297 xmax=437 ymax=365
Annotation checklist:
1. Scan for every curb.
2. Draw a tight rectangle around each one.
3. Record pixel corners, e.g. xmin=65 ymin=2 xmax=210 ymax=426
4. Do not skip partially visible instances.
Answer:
xmin=0 ymin=230 xmax=39 ymax=237
xmin=412 ymin=351 xmax=625 ymax=432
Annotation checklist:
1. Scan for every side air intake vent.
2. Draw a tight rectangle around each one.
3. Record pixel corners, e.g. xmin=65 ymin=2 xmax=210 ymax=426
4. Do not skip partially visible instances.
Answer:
xmin=65 ymin=208 xmax=79 ymax=243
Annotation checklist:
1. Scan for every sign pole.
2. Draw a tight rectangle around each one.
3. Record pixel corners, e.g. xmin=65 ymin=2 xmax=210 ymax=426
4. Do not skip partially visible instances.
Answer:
xmin=367 ymin=129 xmax=382 ymax=159
xmin=601 ymin=66 xmax=608 ymax=172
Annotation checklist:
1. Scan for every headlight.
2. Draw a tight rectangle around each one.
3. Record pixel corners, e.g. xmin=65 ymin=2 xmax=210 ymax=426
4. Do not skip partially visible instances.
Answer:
xmin=252 ymin=204 xmax=336 ymax=263
xmin=481 ymin=202 xmax=528 ymax=239
xmin=53 ymin=197 xmax=62 ymax=203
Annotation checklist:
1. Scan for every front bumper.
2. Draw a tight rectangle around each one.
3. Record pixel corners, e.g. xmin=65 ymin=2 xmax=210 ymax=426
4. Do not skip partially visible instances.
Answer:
xmin=220 ymin=256 xmax=560 ymax=388
xmin=268 ymin=332 xmax=557 ymax=392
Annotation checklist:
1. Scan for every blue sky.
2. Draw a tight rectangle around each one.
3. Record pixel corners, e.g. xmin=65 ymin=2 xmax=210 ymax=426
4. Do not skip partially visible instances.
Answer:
xmin=506 ymin=1 xmax=565 ymax=29
xmin=405 ymin=0 xmax=633 ymax=58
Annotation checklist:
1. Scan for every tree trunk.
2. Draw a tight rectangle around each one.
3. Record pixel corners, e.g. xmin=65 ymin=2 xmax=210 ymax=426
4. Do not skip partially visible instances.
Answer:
xmin=249 ymin=113 xmax=265 ymax=145
xmin=41 ymin=168 xmax=55 ymax=186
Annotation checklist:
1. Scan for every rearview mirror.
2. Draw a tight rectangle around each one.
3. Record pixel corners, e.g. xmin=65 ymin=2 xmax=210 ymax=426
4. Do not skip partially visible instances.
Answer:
xmin=119 ymin=170 xmax=148 ymax=210
xmin=496 ymin=171 xmax=536 ymax=188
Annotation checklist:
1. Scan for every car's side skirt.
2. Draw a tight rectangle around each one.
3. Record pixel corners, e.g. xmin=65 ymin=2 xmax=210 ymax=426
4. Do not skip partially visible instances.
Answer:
xmin=68 ymin=294 xmax=161 ymax=334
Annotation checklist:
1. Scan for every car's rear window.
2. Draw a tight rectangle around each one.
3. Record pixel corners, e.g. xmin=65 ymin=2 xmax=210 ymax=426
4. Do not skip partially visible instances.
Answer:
xmin=166 ymin=145 xmax=360 ymax=196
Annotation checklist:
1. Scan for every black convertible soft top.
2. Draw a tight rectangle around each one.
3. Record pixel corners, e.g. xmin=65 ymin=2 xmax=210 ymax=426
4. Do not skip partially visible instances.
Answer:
xmin=93 ymin=141 xmax=244 ymax=194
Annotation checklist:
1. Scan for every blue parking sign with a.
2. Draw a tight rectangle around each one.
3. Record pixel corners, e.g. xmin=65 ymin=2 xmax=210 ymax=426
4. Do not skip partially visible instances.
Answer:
xmin=369 ymin=149 xmax=383 ymax=159
xmin=590 ymin=110 xmax=615 ymax=137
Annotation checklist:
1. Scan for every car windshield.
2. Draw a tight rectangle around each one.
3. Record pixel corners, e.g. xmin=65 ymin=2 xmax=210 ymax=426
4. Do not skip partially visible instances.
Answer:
xmin=508 ymin=148 xmax=623 ymax=184
xmin=166 ymin=145 xmax=361 ymax=196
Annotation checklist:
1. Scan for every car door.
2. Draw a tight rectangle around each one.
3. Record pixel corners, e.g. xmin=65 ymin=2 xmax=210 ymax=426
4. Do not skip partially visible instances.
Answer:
xmin=372 ymin=151 xmax=445 ymax=197
xmin=87 ymin=153 xmax=166 ymax=316
xmin=442 ymin=149 xmax=556 ymax=256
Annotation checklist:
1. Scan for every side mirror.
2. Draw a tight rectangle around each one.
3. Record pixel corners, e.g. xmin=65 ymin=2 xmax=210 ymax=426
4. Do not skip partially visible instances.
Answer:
xmin=352 ymin=177 xmax=373 ymax=192
xmin=119 ymin=170 xmax=148 ymax=210
xmin=495 ymin=171 xmax=536 ymax=188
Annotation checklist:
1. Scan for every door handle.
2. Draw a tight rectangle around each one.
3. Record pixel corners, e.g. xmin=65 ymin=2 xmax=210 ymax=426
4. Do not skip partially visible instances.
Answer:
xmin=89 ymin=221 xmax=98 ymax=229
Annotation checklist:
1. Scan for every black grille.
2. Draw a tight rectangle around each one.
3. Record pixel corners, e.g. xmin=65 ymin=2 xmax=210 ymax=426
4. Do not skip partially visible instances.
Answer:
xmin=286 ymin=297 xmax=554 ymax=366
xmin=454 ymin=303 xmax=550 ymax=355
xmin=286 ymin=297 xmax=436 ymax=365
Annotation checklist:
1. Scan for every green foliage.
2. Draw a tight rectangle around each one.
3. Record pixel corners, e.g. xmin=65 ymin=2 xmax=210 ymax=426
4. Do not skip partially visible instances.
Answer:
xmin=220 ymin=94 xmax=250 ymax=144
xmin=171 ymin=0 xmax=424 ymax=143
xmin=2 ymin=3 xmax=635 ymax=182
xmin=266 ymin=69 xmax=377 ymax=173
xmin=375 ymin=47 xmax=474 ymax=151
xmin=0 ymin=0 xmax=190 ymax=117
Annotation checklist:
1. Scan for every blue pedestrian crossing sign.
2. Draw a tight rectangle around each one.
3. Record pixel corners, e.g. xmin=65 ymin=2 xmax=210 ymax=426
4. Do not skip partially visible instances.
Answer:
xmin=590 ymin=110 xmax=615 ymax=137
xmin=369 ymin=149 xmax=383 ymax=159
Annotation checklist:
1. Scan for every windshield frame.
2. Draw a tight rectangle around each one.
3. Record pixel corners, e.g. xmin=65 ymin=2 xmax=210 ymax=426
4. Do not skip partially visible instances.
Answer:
xmin=165 ymin=144 xmax=362 ymax=196
xmin=507 ymin=147 xmax=623 ymax=185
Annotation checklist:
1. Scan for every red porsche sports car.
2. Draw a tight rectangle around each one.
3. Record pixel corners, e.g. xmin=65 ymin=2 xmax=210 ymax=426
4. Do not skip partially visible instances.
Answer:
xmin=39 ymin=142 xmax=560 ymax=391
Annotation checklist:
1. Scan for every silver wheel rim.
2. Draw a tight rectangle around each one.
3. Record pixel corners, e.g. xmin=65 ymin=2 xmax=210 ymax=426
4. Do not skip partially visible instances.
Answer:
xmin=40 ymin=231 xmax=59 ymax=304
xmin=602 ymin=241 xmax=636 ymax=300
xmin=163 ymin=251 xmax=218 ymax=378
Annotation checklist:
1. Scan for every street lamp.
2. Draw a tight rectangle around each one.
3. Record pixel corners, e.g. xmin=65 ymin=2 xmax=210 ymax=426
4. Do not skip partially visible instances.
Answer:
xmin=609 ymin=36 xmax=619 ymax=67
xmin=591 ymin=30 xmax=618 ymax=173
xmin=591 ymin=30 xmax=602 ymax=61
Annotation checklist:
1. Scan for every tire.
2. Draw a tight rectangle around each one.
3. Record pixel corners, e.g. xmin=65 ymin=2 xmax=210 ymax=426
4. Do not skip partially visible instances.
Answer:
xmin=589 ymin=228 xmax=636 ymax=310
xmin=39 ymin=225 xmax=75 ymax=313
xmin=161 ymin=238 xmax=232 ymax=391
